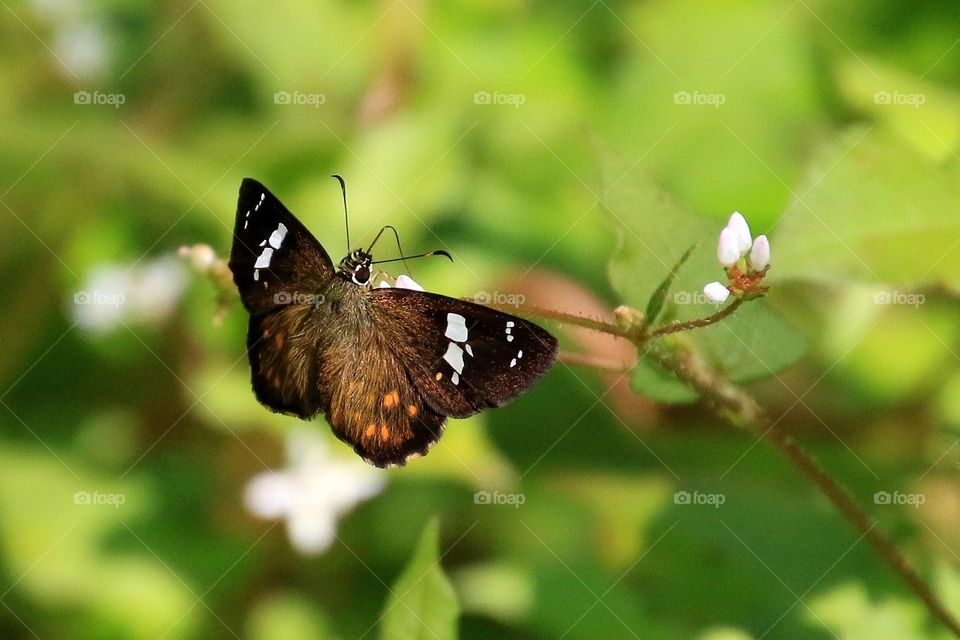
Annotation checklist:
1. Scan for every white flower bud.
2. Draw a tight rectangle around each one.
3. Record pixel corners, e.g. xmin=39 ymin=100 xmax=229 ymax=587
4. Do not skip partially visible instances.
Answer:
xmin=717 ymin=227 xmax=741 ymax=267
xmin=727 ymin=211 xmax=752 ymax=254
xmin=750 ymin=236 xmax=770 ymax=271
xmin=703 ymin=281 xmax=731 ymax=303
xmin=750 ymin=235 xmax=770 ymax=271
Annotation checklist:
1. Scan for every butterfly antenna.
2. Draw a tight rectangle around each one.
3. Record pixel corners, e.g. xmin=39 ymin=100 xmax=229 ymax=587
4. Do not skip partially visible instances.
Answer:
xmin=332 ymin=174 xmax=349 ymax=253
xmin=367 ymin=225 xmax=412 ymax=275
xmin=370 ymin=250 xmax=453 ymax=266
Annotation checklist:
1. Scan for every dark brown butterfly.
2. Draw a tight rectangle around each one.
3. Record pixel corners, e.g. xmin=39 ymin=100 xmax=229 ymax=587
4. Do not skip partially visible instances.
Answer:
xmin=229 ymin=178 xmax=557 ymax=467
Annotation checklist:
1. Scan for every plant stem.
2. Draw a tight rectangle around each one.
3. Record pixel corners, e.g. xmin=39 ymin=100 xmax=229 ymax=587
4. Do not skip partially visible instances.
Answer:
xmin=648 ymin=298 xmax=744 ymax=337
xmin=499 ymin=300 xmax=960 ymax=638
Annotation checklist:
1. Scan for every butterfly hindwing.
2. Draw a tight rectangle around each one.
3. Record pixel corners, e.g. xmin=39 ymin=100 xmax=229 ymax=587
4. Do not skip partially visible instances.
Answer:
xmin=370 ymin=288 xmax=558 ymax=418
xmin=230 ymin=178 xmax=335 ymax=315
xmin=246 ymin=304 xmax=327 ymax=419
xmin=320 ymin=318 xmax=446 ymax=466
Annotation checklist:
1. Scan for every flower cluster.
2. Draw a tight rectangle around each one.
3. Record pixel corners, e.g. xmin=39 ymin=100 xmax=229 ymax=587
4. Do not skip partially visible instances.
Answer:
xmin=703 ymin=212 xmax=770 ymax=303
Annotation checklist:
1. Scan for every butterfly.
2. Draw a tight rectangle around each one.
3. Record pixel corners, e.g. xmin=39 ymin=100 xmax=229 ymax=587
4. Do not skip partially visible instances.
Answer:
xmin=229 ymin=178 xmax=558 ymax=467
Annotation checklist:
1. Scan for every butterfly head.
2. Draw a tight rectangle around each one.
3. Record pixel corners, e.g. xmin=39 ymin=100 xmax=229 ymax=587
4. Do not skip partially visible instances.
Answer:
xmin=339 ymin=249 xmax=373 ymax=286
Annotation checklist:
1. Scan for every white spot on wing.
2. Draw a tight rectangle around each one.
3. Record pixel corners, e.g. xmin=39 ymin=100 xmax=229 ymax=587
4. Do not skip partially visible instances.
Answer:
xmin=510 ymin=358 xmax=517 ymax=367
xmin=507 ymin=335 xmax=514 ymax=342
xmin=254 ymin=247 xmax=274 ymax=269
xmin=268 ymin=223 xmax=288 ymax=249
xmin=465 ymin=344 xmax=473 ymax=357
xmin=451 ymin=372 xmax=459 ymax=385
xmin=506 ymin=321 xmax=515 ymax=328
xmin=443 ymin=343 xmax=465 ymax=374
xmin=445 ymin=313 xmax=468 ymax=342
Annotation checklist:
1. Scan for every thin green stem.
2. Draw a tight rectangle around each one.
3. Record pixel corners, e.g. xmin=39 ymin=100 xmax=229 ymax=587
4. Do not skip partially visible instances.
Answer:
xmin=500 ymin=300 xmax=960 ymax=638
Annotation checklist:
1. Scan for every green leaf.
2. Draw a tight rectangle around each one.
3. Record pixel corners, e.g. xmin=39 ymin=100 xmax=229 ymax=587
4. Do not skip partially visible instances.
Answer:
xmin=771 ymin=126 xmax=960 ymax=288
xmin=606 ymin=165 xmax=805 ymax=403
xmin=380 ymin=519 xmax=459 ymax=640
xmin=646 ymin=243 xmax=698 ymax=324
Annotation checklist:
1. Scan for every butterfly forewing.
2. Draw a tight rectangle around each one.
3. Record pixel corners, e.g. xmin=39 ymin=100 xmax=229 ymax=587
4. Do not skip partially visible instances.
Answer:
xmin=230 ymin=178 xmax=334 ymax=315
xmin=370 ymin=289 xmax=558 ymax=418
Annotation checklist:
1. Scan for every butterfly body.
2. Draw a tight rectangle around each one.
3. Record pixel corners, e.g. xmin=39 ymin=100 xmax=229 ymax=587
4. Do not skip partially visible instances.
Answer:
xmin=230 ymin=178 xmax=557 ymax=467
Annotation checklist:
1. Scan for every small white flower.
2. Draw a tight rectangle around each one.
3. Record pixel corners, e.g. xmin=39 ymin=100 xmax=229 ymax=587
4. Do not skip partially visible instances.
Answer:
xmin=717 ymin=227 xmax=741 ymax=267
xmin=750 ymin=235 xmax=770 ymax=271
xmin=72 ymin=256 xmax=187 ymax=333
xmin=178 ymin=244 xmax=216 ymax=271
xmin=726 ymin=211 xmax=752 ymax=254
xmin=703 ymin=281 xmax=731 ymax=303
xmin=377 ymin=274 xmax=425 ymax=291
xmin=244 ymin=430 xmax=386 ymax=555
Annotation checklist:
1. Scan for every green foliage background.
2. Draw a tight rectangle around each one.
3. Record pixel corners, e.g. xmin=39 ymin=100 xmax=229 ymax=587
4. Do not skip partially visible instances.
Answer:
xmin=3 ymin=1 xmax=960 ymax=638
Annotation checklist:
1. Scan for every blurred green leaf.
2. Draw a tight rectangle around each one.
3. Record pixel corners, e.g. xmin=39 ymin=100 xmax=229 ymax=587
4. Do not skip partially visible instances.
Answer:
xmin=380 ymin=518 xmax=459 ymax=640
xmin=771 ymin=127 xmax=960 ymax=288
xmin=836 ymin=57 xmax=960 ymax=162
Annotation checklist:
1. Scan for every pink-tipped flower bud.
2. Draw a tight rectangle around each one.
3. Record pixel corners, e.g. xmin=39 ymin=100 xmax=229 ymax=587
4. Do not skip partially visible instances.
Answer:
xmin=394 ymin=274 xmax=425 ymax=291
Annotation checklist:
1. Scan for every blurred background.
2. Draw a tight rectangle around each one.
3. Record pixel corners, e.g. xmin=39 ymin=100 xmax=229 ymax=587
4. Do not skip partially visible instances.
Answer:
xmin=3 ymin=0 xmax=960 ymax=638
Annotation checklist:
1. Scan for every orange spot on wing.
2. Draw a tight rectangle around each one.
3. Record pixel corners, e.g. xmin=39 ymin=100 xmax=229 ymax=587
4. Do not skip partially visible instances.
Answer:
xmin=435 ymin=372 xmax=443 ymax=380
xmin=407 ymin=405 xmax=418 ymax=417
xmin=383 ymin=390 xmax=400 ymax=408
xmin=380 ymin=424 xmax=390 ymax=439
xmin=365 ymin=424 xmax=376 ymax=438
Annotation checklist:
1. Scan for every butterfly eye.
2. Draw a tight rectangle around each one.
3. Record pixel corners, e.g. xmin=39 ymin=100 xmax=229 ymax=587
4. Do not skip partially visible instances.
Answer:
xmin=353 ymin=265 xmax=370 ymax=285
